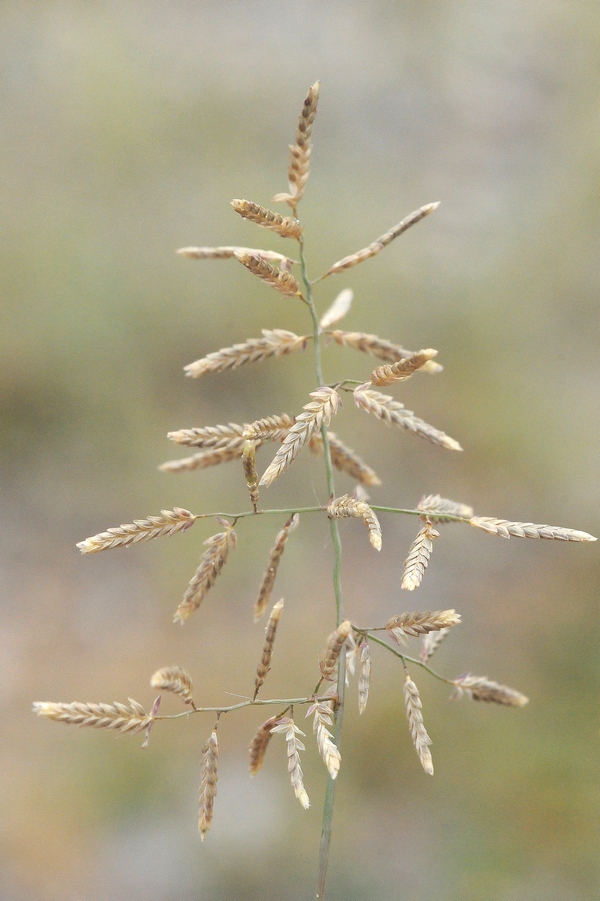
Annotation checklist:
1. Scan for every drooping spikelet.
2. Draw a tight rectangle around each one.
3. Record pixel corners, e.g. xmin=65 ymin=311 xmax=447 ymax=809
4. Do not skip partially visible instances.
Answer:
xmin=319 ymin=288 xmax=354 ymax=330
xmin=417 ymin=494 xmax=474 ymax=523
xmin=33 ymin=699 xmax=152 ymax=735
xmin=403 ymin=675 xmax=434 ymax=775
xmin=177 ymin=245 xmax=296 ymax=266
xmin=249 ymin=715 xmax=279 ymax=776
xmin=322 ymin=203 xmax=439 ymax=278
xmin=198 ymin=730 xmax=219 ymax=840
xmin=320 ymin=620 xmax=353 ymax=681
xmin=235 ymin=251 xmax=302 ymax=297
xmin=327 ymin=494 xmax=382 ymax=551
xmin=354 ymin=384 xmax=462 ymax=451
xmin=420 ymin=627 xmax=453 ymax=662
xmin=231 ymin=199 xmax=303 ymax=240
xmin=242 ymin=441 xmax=260 ymax=513
xmin=76 ymin=508 xmax=197 ymax=554
xmin=309 ymin=432 xmax=381 ymax=487
xmin=159 ymin=446 xmax=245 ymax=473
xmin=273 ymin=81 xmax=320 ymax=212
xmin=308 ymin=699 xmax=341 ymax=780
xmin=150 ymin=666 xmax=196 ymax=707
xmin=253 ymin=599 xmax=284 ymax=700
xmin=451 ymin=675 xmax=529 ymax=707
xmin=469 ymin=517 xmax=596 ymax=542
xmin=270 ymin=717 xmax=310 ymax=809
xmin=401 ymin=522 xmax=440 ymax=591
xmin=242 ymin=413 xmax=295 ymax=442
xmin=260 ymin=387 xmax=341 ymax=488
xmin=254 ymin=514 xmax=299 ymax=620
xmin=385 ymin=610 xmax=460 ymax=645
xmin=370 ymin=349 xmax=439 ymax=386
xmin=184 ymin=329 xmax=308 ymax=378
xmin=168 ymin=423 xmax=247 ymax=449
xmin=358 ymin=641 xmax=371 ymax=715
xmin=174 ymin=522 xmax=237 ymax=623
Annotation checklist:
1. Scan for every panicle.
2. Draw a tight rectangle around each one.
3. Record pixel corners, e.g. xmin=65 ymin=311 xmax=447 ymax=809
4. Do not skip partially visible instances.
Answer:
xmin=469 ymin=517 xmax=596 ymax=542
xmin=253 ymin=599 xmax=284 ymax=700
xmin=150 ymin=666 xmax=196 ymax=707
xmin=451 ymin=675 xmax=529 ymax=707
xmin=320 ymin=620 xmax=353 ymax=680
xmin=174 ymin=522 xmax=237 ymax=623
xmin=403 ymin=675 xmax=434 ymax=775
xmin=401 ymin=522 xmax=440 ymax=591
xmin=354 ymin=384 xmax=462 ymax=451
xmin=76 ymin=508 xmax=197 ymax=554
xmin=198 ymin=730 xmax=219 ymax=840
xmin=327 ymin=494 xmax=382 ymax=551
xmin=231 ymin=199 xmax=302 ymax=240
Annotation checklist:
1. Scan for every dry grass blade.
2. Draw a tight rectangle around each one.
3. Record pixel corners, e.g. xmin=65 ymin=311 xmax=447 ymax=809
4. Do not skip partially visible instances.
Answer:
xmin=150 ymin=666 xmax=195 ymax=707
xmin=451 ymin=675 xmax=529 ymax=707
xmin=322 ymin=203 xmax=439 ymax=278
xmin=198 ymin=730 xmax=219 ymax=841
xmin=168 ymin=423 xmax=246 ymax=449
xmin=174 ymin=523 xmax=237 ymax=623
xmin=358 ymin=641 xmax=371 ymax=715
xmin=177 ymin=245 xmax=296 ymax=266
xmin=327 ymin=494 xmax=382 ymax=551
xmin=231 ymin=199 xmax=302 ymax=240
xmin=309 ymin=700 xmax=341 ymax=779
xmin=320 ymin=620 xmax=352 ymax=680
xmin=319 ymin=288 xmax=354 ymax=330
xmin=159 ymin=446 xmax=244 ymax=473
xmin=33 ymin=699 xmax=151 ymax=734
xmin=309 ymin=432 xmax=381 ymax=487
xmin=420 ymin=627 xmax=453 ymax=662
xmin=242 ymin=441 xmax=260 ymax=512
xmin=235 ymin=251 xmax=302 ymax=297
xmin=354 ymin=384 xmax=462 ymax=451
xmin=243 ymin=413 xmax=295 ymax=442
xmin=249 ymin=715 xmax=279 ymax=775
xmin=254 ymin=514 xmax=299 ymax=620
xmin=403 ymin=675 xmax=434 ymax=775
xmin=254 ymin=599 xmax=284 ymax=699
xmin=371 ymin=349 xmax=439 ymax=386
xmin=273 ymin=81 xmax=320 ymax=212
xmin=469 ymin=517 xmax=596 ymax=542
xmin=386 ymin=610 xmax=460 ymax=645
xmin=417 ymin=494 xmax=474 ymax=522
xmin=270 ymin=717 xmax=310 ymax=809
xmin=184 ymin=329 xmax=308 ymax=378
xmin=260 ymin=387 xmax=341 ymax=488
xmin=401 ymin=523 xmax=440 ymax=591
xmin=77 ymin=508 xmax=196 ymax=554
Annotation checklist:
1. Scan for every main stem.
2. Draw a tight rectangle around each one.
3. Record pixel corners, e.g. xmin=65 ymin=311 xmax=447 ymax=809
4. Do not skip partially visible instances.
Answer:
xmin=299 ymin=240 xmax=345 ymax=901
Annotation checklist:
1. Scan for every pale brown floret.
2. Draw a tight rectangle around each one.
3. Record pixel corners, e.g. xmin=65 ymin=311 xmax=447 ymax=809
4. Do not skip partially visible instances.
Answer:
xmin=253 ymin=599 xmax=284 ymax=700
xmin=231 ymin=199 xmax=303 ymax=240
xmin=417 ymin=494 xmax=474 ymax=522
xmin=177 ymin=245 xmax=297 ymax=266
xmin=33 ymin=699 xmax=151 ymax=735
xmin=308 ymin=700 xmax=341 ymax=779
xmin=242 ymin=413 xmax=295 ymax=443
xmin=401 ymin=523 xmax=440 ymax=591
xmin=354 ymin=384 xmax=462 ymax=452
xmin=249 ymin=715 xmax=279 ymax=775
xmin=371 ymin=349 xmax=439 ymax=386
xmin=386 ymin=610 xmax=460 ymax=644
xmin=235 ymin=251 xmax=302 ymax=297
xmin=168 ymin=422 xmax=247 ymax=449
xmin=327 ymin=494 xmax=382 ymax=551
xmin=270 ymin=717 xmax=310 ymax=808
xmin=273 ymin=81 xmax=320 ymax=212
xmin=320 ymin=620 xmax=353 ymax=681
xmin=469 ymin=517 xmax=596 ymax=542
xmin=358 ymin=642 xmax=371 ymax=715
xmin=327 ymin=329 xmax=443 ymax=374
xmin=319 ymin=288 xmax=354 ymax=330
xmin=242 ymin=441 xmax=260 ymax=513
xmin=76 ymin=508 xmax=196 ymax=554
xmin=451 ymin=675 xmax=529 ymax=707
xmin=184 ymin=329 xmax=308 ymax=378
xmin=150 ymin=666 xmax=196 ymax=707
xmin=174 ymin=523 xmax=237 ymax=623
xmin=403 ymin=675 xmax=434 ymax=775
xmin=420 ymin=627 xmax=453 ymax=662
xmin=159 ymin=446 xmax=245 ymax=473
xmin=254 ymin=514 xmax=299 ymax=621
xmin=198 ymin=730 xmax=219 ymax=840
xmin=309 ymin=432 xmax=381 ymax=487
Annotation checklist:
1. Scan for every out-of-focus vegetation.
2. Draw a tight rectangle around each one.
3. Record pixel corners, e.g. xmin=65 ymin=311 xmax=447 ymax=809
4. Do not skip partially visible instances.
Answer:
xmin=1 ymin=3 xmax=597 ymax=900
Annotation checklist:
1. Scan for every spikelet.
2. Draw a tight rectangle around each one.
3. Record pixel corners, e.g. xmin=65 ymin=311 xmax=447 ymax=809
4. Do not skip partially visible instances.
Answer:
xmin=309 ymin=432 xmax=381 ymax=487
xmin=358 ymin=641 xmax=371 ymax=715
xmin=254 ymin=514 xmax=299 ymax=620
xmin=270 ymin=717 xmax=310 ymax=808
xmin=150 ymin=666 xmax=195 ymax=707
xmin=327 ymin=494 xmax=382 ymax=551
xmin=184 ymin=329 xmax=308 ymax=378
xmin=242 ymin=441 xmax=260 ymax=513
xmin=320 ymin=620 xmax=353 ymax=680
xmin=469 ymin=517 xmax=596 ymax=542
xmin=242 ymin=413 xmax=295 ymax=442
xmin=354 ymin=384 xmax=462 ymax=451
xmin=401 ymin=523 xmax=440 ymax=591
xmin=177 ymin=245 xmax=296 ymax=266
xmin=174 ymin=522 xmax=236 ymax=623
xmin=235 ymin=251 xmax=302 ymax=298
xmin=322 ymin=203 xmax=439 ymax=278
xmin=167 ymin=423 xmax=247 ymax=449
xmin=76 ymin=508 xmax=196 ymax=554
xmin=344 ymin=630 xmax=359 ymax=682
xmin=254 ymin=599 xmax=284 ymax=700
xmin=198 ymin=730 xmax=219 ymax=840
xmin=231 ymin=199 xmax=302 ymax=240
xmin=329 ymin=329 xmax=414 ymax=363
xmin=260 ymin=387 xmax=341 ymax=488
xmin=420 ymin=627 xmax=453 ymax=662
xmin=371 ymin=349 xmax=439 ymax=386
xmin=403 ymin=675 xmax=434 ymax=775
xmin=273 ymin=81 xmax=320 ymax=212
xmin=319 ymin=288 xmax=354 ymax=330
xmin=33 ymin=699 xmax=152 ymax=735
xmin=249 ymin=715 xmax=279 ymax=776
xmin=308 ymin=700 xmax=341 ymax=779
xmin=386 ymin=610 xmax=460 ymax=645
xmin=417 ymin=494 xmax=474 ymax=523
xmin=451 ymin=675 xmax=529 ymax=707
xmin=159 ymin=446 xmax=245 ymax=473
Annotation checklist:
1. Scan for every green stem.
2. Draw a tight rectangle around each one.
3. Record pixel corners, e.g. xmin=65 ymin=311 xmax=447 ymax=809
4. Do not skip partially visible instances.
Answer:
xmin=358 ymin=631 xmax=453 ymax=684
xmin=190 ymin=506 xmax=468 ymax=523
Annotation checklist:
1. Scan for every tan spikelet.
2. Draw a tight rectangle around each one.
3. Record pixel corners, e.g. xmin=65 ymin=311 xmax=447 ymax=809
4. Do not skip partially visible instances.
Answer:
xmin=273 ymin=81 xmax=320 ymax=212
xmin=322 ymin=203 xmax=439 ymax=278
xmin=177 ymin=245 xmax=296 ymax=266
xmin=327 ymin=494 xmax=382 ymax=551
xmin=184 ymin=329 xmax=308 ymax=378
xmin=242 ymin=413 xmax=295 ymax=442
xmin=417 ymin=494 xmax=474 ymax=522
xmin=254 ymin=514 xmax=299 ymax=620
xmin=469 ymin=517 xmax=597 ymax=542
xmin=420 ymin=627 xmax=453 ymax=662
xmin=451 ymin=675 xmax=529 ymax=707
xmin=168 ymin=423 xmax=247 ymax=448
xmin=319 ymin=288 xmax=354 ymax=330
xmin=76 ymin=508 xmax=196 ymax=554
xmin=329 ymin=329 xmax=414 ymax=363
xmin=371 ymin=349 xmax=439 ymax=386
xmin=254 ymin=599 xmax=284 ymax=700
xmin=320 ymin=620 xmax=352 ymax=680
xmin=159 ymin=446 xmax=245 ymax=473
xmin=401 ymin=523 xmax=440 ymax=591
xmin=354 ymin=384 xmax=462 ymax=451
xmin=231 ymin=199 xmax=302 ymax=240
xmin=33 ymin=699 xmax=152 ymax=735
xmin=150 ymin=666 xmax=195 ymax=707
xmin=309 ymin=700 xmax=341 ymax=779
xmin=249 ymin=715 xmax=279 ymax=775
xmin=260 ymin=387 xmax=341 ymax=488
xmin=242 ymin=441 xmax=260 ymax=513
xmin=386 ymin=610 xmax=460 ymax=645
xmin=358 ymin=641 xmax=371 ymax=715
xmin=403 ymin=675 xmax=434 ymax=775
xmin=235 ymin=251 xmax=302 ymax=297
xmin=309 ymin=432 xmax=381 ymax=487
xmin=270 ymin=717 xmax=310 ymax=808
xmin=174 ymin=523 xmax=236 ymax=623
xmin=198 ymin=730 xmax=219 ymax=840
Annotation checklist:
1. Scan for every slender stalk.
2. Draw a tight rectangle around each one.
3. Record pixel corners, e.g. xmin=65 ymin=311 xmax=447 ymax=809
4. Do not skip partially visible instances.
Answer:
xmin=358 ymin=631 xmax=453 ymax=684
xmin=190 ymin=504 xmax=437 ymax=521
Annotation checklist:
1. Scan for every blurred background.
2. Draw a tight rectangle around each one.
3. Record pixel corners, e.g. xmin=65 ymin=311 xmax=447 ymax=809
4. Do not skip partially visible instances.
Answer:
xmin=1 ymin=3 xmax=598 ymax=900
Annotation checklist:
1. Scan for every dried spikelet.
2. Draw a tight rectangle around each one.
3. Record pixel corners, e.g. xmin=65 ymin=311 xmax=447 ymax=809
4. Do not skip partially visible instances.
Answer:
xmin=371 ymin=349 xmax=439 ymax=386
xmin=33 ymin=699 xmax=151 ymax=735
xmin=231 ymin=199 xmax=303 ymax=240
xmin=327 ymin=494 xmax=382 ymax=551
xmin=322 ymin=203 xmax=439 ymax=278
xmin=249 ymin=715 xmax=279 ymax=775
xmin=150 ymin=666 xmax=195 ymax=707
xmin=401 ymin=523 xmax=440 ymax=591
xmin=76 ymin=508 xmax=196 ymax=555
xmin=403 ymin=675 xmax=434 ymax=775
xmin=354 ymin=384 xmax=462 ymax=452
xmin=270 ymin=717 xmax=310 ymax=809
xmin=329 ymin=329 xmax=414 ymax=363
xmin=469 ymin=517 xmax=596 ymax=542
xmin=198 ymin=730 xmax=219 ymax=840
xmin=308 ymin=700 xmax=341 ymax=779
xmin=386 ymin=610 xmax=460 ymax=645
xmin=273 ymin=81 xmax=320 ymax=212
xmin=260 ymin=387 xmax=341 ymax=488
xmin=254 ymin=599 xmax=284 ymax=700
xmin=235 ymin=251 xmax=302 ymax=297
xmin=177 ymin=245 xmax=296 ymax=266
xmin=309 ymin=432 xmax=381 ymax=487
xmin=159 ymin=446 xmax=244 ymax=473
xmin=320 ymin=620 xmax=353 ymax=680
xmin=184 ymin=329 xmax=308 ymax=378
xmin=242 ymin=413 xmax=295 ymax=442
xmin=420 ymin=627 xmax=452 ymax=662
xmin=174 ymin=522 xmax=237 ymax=623
xmin=254 ymin=514 xmax=299 ymax=620
xmin=451 ymin=675 xmax=529 ymax=707
xmin=242 ymin=441 xmax=260 ymax=513
xmin=417 ymin=494 xmax=474 ymax=523
xmin=319 ymin=288 xmax=354 ymax=330
xmin=358 ymin=642 xmax=371 ymax=715
xmin=344 ymin=630 xmax=359 ymax=682
xmin=168 ymin=423 xmax=247 ymax=449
